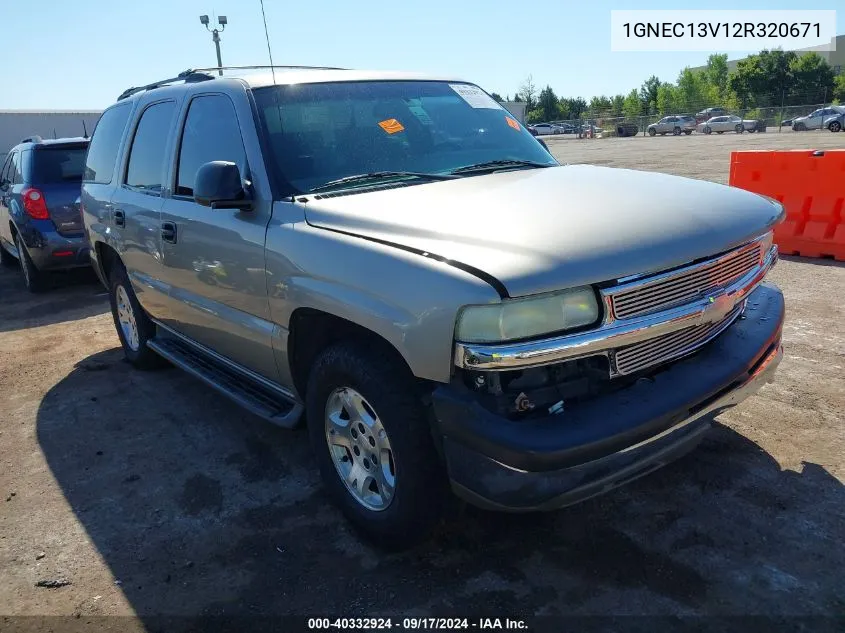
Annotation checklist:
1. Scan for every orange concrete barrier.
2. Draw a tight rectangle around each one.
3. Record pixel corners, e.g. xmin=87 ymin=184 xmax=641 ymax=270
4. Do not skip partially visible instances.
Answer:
xmin=729 ymin=149 xmax=845 ymax=262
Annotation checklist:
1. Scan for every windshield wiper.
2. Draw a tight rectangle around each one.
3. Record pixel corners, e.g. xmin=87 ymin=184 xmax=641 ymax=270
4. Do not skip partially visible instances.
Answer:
xmin=308 ymin=171 xmax=457 ymax=194
xmin=450 ymin=159 xmax=554 ymax=175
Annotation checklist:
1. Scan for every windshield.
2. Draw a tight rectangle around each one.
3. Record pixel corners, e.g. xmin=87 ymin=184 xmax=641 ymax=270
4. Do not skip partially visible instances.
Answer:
xmin=32 ymin=145 xmax=87 ymax=184
xmin=253 ymin=81 xmax=557 ymax=194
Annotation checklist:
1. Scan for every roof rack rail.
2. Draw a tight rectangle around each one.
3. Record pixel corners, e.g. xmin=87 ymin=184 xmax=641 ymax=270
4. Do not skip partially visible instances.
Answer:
xmin=116 ymin=69 xmax=215 ymax=101
xmin=191 ymin=64 xmax=348 ymax=73
xmin=21 ymin=135 xmax=43 ymax=143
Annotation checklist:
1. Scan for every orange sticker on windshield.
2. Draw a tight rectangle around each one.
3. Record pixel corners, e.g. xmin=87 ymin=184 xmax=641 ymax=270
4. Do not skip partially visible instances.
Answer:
xmin=378 ymin=118 xmax=405 ymax=134
xmin=505 ymin=116 xmax=520 ymax=131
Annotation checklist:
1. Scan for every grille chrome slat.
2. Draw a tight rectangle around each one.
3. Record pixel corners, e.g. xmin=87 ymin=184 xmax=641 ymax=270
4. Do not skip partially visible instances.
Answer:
xmin=613 ymin=304 xmax=743 ymax=376
xmin=609 ymin=243 xmax=761 ymax=320
xmin=613 ymin=253 xmax=760 ymax=308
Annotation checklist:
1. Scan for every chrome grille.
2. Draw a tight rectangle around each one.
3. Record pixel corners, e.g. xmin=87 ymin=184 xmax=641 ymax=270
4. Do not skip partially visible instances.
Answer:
xmin=612 ymin=304 xmax=743 ymax=376
xmin=610 ymin=243 xmax=761 ymax=320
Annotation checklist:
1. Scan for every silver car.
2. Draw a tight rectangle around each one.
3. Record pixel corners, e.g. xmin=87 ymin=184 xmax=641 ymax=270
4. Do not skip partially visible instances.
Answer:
xmin=792 ymin=107 xmax=845 ymax=131
xmin=698 ymin=115 xmax=756 ymax=134
xmin=82 ymin=66 xmax=785 ymax=547
xmin=648 ymin=115 xmax=696 ymax=136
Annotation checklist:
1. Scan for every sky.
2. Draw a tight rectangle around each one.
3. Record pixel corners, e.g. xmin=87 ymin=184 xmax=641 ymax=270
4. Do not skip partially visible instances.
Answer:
xmin=3 ymin=0 xmax=842 ymax=110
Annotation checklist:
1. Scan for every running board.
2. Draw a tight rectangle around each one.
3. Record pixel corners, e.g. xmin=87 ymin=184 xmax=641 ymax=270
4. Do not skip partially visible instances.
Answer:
xmin=147 ymin=336 xmax=303 ymax=429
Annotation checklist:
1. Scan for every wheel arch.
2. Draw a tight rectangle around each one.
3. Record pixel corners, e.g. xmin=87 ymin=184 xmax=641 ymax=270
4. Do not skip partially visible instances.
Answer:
xmin=286 ymin=307 xmax=425 ymax=401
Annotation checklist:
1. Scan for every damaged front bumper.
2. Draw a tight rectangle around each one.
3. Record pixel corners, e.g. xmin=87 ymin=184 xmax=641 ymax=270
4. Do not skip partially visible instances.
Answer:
xmin=431 ymin=283 xmax=785 ymax=512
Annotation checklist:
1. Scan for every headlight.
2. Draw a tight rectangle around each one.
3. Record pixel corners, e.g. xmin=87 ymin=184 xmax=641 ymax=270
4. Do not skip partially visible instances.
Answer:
xmin=455 ymin=286 xmax=600 ymax=343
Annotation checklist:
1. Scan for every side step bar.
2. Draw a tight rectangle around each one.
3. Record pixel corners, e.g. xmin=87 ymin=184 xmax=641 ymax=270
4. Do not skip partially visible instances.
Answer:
xmin=147 ymin=335 xmax=303 ymax=429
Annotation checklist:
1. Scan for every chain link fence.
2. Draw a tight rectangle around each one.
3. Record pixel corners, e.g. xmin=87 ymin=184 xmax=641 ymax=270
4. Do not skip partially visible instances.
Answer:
xmin=539 ymin=98 xmax=843 ymax=138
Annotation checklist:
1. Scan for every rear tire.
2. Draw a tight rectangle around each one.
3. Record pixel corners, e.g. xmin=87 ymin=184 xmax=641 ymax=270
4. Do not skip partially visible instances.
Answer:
xmin=306 ymin=341 xmax=446 ymax=549
xmin=735 ymin=124 xmax=744 ymax=134
xmin=108 ymin=262 xmax=165 ymax=369
xmin=830 ymin=121 xmax=842 ymax=133
xmin=16 ymin=233 xmax=45 ymax=293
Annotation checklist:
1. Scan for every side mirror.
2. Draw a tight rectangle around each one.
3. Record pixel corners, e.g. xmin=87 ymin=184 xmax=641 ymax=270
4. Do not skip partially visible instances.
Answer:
xmin=536 ymin=138 xmax=551 ymax=154
xmin=194 ymin=161 xmax=252 ymax=210
xmin=0 ymin=179 xmax=9 ymax=192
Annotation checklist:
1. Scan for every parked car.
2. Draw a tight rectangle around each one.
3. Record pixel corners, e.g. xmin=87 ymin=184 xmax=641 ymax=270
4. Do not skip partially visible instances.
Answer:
xmin=781 ymin=118 xmax=794 ymax=127
xmin=647 ymin=115 xmax=696 ymax=136
xmin=697 ymin=115 xmax=759 ymax=134
xmin=528 ymin=122 xmax=569 ymax=136
xmin=83 ymin=67 xmax=785 ymax=547
xmin=695 ymin=107 xmax=727 ymax=123
xmin=791 ymin=107 xmax=845 ymax=131
xmin=0 ymin=136 xmax=91 ymax=291
xmin=825 ymin=110 xmax=844 ymax=132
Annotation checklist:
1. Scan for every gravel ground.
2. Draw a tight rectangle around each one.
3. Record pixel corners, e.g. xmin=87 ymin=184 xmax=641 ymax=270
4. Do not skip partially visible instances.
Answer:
xmin=0 ymin=132 xmax=843 ymax=629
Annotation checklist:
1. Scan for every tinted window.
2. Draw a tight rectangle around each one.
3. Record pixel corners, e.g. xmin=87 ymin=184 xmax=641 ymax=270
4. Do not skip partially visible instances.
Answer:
xmin=125 ymin=101 xmax=177 ymax=192
xmin=33 ymin=146 xmax=87 ymax=184
xmin=10 ymin=152 xmax=22 ymax=184
xmin=254 ymin=81 xmax=556 ymax=193
xmin=0 ymin=155 xmax=11 ymax=183
xmin=84 ymin=105 xmax=131 ymax=184
xmin=176 ymin=95 xmax=246 ymax=196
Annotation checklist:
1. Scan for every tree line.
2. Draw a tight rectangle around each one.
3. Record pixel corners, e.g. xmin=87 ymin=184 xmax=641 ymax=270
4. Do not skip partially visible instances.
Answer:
xmin=491 ymin=51 xmax=845 ymax=124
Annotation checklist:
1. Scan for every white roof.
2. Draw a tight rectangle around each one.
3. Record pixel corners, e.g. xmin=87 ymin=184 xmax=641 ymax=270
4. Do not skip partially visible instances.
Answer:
xmin=219 ymin=68 xmax=467 ymax=89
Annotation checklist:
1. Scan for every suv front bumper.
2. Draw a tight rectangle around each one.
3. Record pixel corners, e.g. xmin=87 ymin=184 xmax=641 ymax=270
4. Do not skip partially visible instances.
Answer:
xmin=431 ymin=283 xmax=784 ymax=511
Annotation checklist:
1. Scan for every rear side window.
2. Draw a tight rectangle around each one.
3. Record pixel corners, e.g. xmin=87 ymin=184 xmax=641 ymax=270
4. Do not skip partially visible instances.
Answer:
xmin=176 ymin=95 xmax=246 ymax=196
xmin=10 ymin=152 xmax=23 ymax=185
xmin=125 ymin=101 xmax=177 ymax=192
xmin=33 ymin=146 xmax=87 ymax=184
xmin=84 ymin=104 xmax=131 ymax=184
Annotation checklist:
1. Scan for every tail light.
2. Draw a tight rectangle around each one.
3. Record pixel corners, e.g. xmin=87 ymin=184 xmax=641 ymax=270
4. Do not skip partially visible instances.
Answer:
xmin=22 ymin=188 xmax=49 ymax=220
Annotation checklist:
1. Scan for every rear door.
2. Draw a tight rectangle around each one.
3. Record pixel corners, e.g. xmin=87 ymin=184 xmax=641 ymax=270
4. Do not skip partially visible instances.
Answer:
xmin=30 ymin=143 xmax=87 ymax=236
xmin=110 ymin=99 xmax=179 ymax=320
xmin=158 ymin=92 xmax=278 ymax=380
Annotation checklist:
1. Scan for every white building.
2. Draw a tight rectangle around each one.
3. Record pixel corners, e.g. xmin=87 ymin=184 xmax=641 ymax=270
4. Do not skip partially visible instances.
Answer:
xmin=0 ymin=110 xmax=102 ymax=162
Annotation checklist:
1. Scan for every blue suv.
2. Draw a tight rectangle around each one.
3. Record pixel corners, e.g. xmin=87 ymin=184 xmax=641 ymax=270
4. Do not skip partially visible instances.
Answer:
xmin=0 ymin=136 xmax=91 ymax=291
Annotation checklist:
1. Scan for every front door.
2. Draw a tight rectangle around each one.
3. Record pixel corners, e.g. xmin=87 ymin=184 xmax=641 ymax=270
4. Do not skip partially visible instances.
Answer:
xmin=159 ymin=93 xmax=277 ymax=381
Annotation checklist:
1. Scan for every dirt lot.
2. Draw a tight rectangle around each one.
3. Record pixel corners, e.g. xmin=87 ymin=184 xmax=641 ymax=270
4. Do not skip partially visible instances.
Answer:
xmin=1 ymin=132 xmax=843 ymax=629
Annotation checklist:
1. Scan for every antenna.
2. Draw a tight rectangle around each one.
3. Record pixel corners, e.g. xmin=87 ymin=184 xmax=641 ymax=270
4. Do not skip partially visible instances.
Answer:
xmin=53 ymin=129 xmax=57 ymax=140
xmin=259 ymin=0 xmax=277 ymax=85
xmin=82 ymin=120 xmax=89 ymax=139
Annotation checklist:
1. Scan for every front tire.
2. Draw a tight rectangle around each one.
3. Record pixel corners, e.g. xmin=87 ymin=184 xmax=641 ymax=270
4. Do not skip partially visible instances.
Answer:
xmin=735 ymin=124 xmax=744 ymax=134
xmin=648 ymin=128 xmax=656 ymax=136
xmin=704 ymin=126 xmax=712 ymax=135
xmin=673 ymin=126 xmax=681 ymax=136
xmin=16 ymin=233 xmax=45 ymax=293
xmin=108 ymin=262 xmax=164 ymax=369
xmin=684 ymin=130 xmax=692 ymax=135
xmin=306 ymin=341 xmax=446 ymax=549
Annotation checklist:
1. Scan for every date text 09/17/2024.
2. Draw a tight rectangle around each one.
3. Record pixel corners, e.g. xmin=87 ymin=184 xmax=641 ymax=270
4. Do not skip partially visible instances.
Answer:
xmin=307 ymin=618 xmax=529 ymax=630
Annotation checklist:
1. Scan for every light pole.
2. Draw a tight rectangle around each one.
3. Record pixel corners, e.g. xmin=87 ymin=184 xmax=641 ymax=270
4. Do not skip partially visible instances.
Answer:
xmin=199 ymin=14 xmax=227 ymax=76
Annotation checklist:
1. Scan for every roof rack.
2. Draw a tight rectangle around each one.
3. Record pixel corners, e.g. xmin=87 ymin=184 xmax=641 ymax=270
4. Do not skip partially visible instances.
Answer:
xmin=116 ymin=69 xmax=216 ymax=101
xmin=191 ymin=64 xmax=348 ymax=73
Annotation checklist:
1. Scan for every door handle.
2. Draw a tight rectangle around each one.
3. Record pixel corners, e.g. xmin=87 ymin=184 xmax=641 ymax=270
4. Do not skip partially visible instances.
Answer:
xmin=161 ymin=221 xmax=177 ymax=244
xmin=113 ymin=209 xmax=125 ymax=227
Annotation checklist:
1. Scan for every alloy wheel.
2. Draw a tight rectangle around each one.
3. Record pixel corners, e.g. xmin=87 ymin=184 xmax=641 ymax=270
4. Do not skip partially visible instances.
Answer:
xmin=324 ymin=387 xmax=396 ymax=511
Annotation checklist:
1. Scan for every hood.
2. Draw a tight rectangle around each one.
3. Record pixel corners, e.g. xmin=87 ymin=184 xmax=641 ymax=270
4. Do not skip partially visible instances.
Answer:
xmin=303 ymin=165 xmax=784 ymax=297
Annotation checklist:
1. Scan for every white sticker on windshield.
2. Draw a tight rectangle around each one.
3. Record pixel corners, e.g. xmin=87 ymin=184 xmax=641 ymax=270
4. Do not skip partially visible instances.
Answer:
xmin=449 ymin=84 xmax=502 ymax=110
